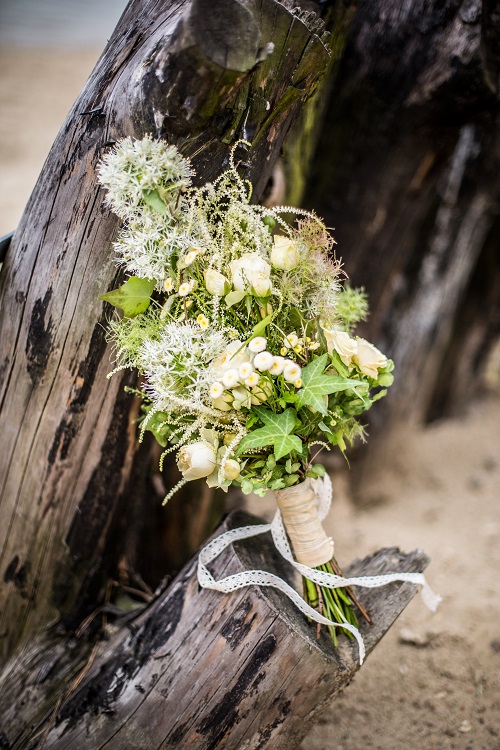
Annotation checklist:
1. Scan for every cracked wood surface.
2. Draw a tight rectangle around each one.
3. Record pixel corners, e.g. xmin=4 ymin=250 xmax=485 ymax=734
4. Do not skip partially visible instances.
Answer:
xmin=0 ymin=511 xmax=429 ymax=750
xmin=0 ymin=0 xmax=331 ymax=666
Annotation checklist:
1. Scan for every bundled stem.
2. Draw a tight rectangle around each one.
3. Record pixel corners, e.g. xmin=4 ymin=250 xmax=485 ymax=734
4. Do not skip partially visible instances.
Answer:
xmin=276 ymin=478 xmax=371 ymax=646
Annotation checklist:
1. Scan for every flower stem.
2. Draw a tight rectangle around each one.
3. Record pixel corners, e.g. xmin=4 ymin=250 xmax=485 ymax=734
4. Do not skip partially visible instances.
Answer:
xmin=302 ymin=557 xmax=371 ymax=645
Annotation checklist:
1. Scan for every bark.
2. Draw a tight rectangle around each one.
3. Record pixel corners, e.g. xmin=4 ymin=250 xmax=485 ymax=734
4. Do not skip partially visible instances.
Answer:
xmin=304 ymin=0 xmax=500 ymax=441
xmin=0 ymin=0 xmax=332 ymax=666
xmin=0 ymin=511 xmax=429 ymax=749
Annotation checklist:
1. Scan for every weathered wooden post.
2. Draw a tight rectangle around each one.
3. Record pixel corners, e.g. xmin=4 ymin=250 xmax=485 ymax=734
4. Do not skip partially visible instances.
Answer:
xmin=303 ymin=0 xmax=500 ymax=492
xmin=0 ymin=0 xmax=434 ymax=746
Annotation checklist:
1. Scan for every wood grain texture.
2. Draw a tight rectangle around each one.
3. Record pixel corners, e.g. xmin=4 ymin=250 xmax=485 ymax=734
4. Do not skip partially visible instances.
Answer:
xmin=0 ymin=0 xmax=331 ymax=665
xmin=0 ymin=510 xmax=427 ymax=750
xmin=304 ymin=0 xmax=500 ymax=439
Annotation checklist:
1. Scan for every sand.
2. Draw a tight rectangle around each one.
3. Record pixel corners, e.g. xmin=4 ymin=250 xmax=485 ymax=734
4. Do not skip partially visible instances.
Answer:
xmin=1 ymin=45 xmax=499 ymax=750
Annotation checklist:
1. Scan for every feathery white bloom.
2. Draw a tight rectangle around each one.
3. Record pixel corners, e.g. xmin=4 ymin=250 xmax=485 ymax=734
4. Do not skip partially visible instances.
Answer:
xmin=222 ymin=368 xmax=240 ymax=388
xmin=140 ymin=323 xmax=228 ymax=408
xmin=248 ymin=337 xmax=267 ymax=353
xmin=283 ymin=361 xmax=302 ymax=383
xmin=98 ymin=135 xmax=193 ymax=220
xmin=254 ymin=351 xmax=275 ymax=372
xmin=269 ymin=356 xmax=286 ymax=375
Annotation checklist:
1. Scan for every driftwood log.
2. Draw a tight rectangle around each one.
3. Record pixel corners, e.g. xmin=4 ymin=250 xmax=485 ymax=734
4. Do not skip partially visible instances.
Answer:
xmin=0 ymin=511 xmax=429 ymax=749
xmin=0 ymin=0 xmax=341 ymax=668
xmin=304 ymin=0 xmax=500 ymax=439
xmin=0 ymin=0 xmax=391 ymax=745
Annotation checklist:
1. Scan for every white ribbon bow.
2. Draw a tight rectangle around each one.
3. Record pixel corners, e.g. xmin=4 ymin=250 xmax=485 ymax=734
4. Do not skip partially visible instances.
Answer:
xmin=197 ymin=476 xmax=441 ymax=665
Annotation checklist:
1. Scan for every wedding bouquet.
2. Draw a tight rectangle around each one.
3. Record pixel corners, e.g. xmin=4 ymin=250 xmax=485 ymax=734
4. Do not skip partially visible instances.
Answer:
xmin=98 ymin=136 xmax=397 ymax=650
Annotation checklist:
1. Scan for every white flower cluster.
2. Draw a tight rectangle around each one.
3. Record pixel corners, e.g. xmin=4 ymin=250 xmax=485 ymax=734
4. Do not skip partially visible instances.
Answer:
xmin=208 ymin=337 xmax=302 ymax=412
xmin=98 ymin=135 xmax=194 ymax=219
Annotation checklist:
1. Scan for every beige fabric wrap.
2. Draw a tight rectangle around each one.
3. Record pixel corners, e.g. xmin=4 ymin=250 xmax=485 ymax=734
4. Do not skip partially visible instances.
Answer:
xmin=274 ymin=479 xmax=334 ymax=567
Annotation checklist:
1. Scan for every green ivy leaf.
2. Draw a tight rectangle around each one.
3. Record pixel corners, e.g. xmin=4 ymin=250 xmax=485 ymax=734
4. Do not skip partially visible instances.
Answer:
xmin=143 ymin=188 xmax=167 ymax=215
xmin=237 ymin=407 xmax=303 ymax=461
xmin=296 ymin=354 xmax=361 ymax=415
xmin=100 ymin=276 xmax=155 ymax=318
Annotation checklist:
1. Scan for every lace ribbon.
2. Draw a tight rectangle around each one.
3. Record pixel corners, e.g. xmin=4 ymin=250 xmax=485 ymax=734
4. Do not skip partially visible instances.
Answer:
xmin=197 ymin=475 xmax=441 ymax=664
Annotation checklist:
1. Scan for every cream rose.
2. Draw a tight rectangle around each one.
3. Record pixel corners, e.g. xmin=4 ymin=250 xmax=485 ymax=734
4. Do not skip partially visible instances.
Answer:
xmin=270 ymin=235 xmax=300 ymax=271
xmin=322 ymin=327 xmax=358 ymax=367
xmin=230 ymin=253 xmax=271 ymax=296
xmin=205 ymin=268 xmax=229 ymax=296
xmin=221 ymin=458 xmax=241 ymax=481
xmin=353 ymin=338 xmax=388 ymax=378
xmin=250 ymin=378 xmax=273 ymax=404
xmin=177 ymin=442 xmax=217 ymax=481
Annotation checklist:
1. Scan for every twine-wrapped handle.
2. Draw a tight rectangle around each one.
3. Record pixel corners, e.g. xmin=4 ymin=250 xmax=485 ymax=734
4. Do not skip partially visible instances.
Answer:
xmin=274 ymin=479 xmax=334 ymax=567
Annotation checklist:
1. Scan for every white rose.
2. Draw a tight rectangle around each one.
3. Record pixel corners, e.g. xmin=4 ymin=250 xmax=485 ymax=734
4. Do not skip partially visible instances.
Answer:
xmin=353 ymin=338 xmax=388 ymax=378
xmin=177 ymin=442 xmax=217 ymax=481
xmin=205 ymin=268 xmax=229 ymax=296
xmin=323 ymin=327 xmax=358 ymax=367
xmin=230 ymin=253 xmax=271 ymax=293
xmin=211 ymin=341 xmax=250 ymax=379
xmin=270 ymin=235 xmax=300 ymax=271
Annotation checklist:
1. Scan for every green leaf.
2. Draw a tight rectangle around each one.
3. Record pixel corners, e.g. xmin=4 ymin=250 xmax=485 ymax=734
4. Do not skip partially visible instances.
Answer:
xmin=251 ymin=314 xmax=273 ymax=338
xmin=225 ymin=290 xmax=246 ymax=307
xmin=237 ymin=407 xmax=303 ymax=461
xmin=99 ymin=276 xmax=155 ymax=318
xmin=143 ymin=188 xmax=167 ymax=215
xmin=296 ymin=354 xmax=361 ymax=415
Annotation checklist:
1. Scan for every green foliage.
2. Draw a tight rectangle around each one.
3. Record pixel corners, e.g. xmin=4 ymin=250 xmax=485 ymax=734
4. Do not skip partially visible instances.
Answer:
xmin=295 ymin=354 xmax=361 ymax=415
xmin=99 ymin=276 xmax=155 ymax=318
xmin=238 ymin=407 xmax=303 ymax=461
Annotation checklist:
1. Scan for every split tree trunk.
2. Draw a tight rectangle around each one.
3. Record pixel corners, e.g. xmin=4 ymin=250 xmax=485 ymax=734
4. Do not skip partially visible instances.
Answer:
xmin=0 ymin=0 xmax=367 ymax=743
xmin=0 ymin=0 xmax=335 ymax=666
xmin=302 ymin=0 xmax=500 ymax=448
xmin=0 ymin=511 xmax=429 ymax=749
